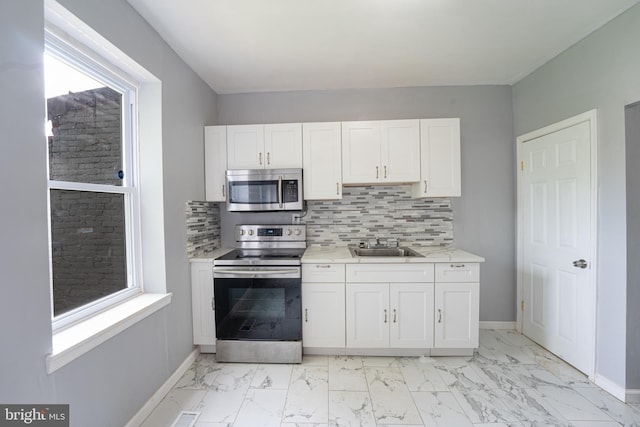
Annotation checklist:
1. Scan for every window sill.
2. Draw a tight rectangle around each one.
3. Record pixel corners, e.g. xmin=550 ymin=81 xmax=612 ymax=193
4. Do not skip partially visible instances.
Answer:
xmin=47 ymin=293 xmax=172 ymax=374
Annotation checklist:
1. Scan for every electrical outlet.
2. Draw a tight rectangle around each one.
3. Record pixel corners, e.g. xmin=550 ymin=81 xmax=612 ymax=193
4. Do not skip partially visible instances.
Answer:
xmin=291 ymin=214 xmax=301 ymax=224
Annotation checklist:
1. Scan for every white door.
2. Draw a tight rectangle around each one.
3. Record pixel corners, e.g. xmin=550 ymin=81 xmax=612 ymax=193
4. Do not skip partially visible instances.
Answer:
xmin=381 ymin=120 xmax=421 ymax=183
xmin=302 ymin=282 xmax=345 ymax=348
xmin=204 ymin=126 xmax=227 ymax=202
xmin=389 ymin=282 xmax=434 ymax=348
xmin=346 ymin=283 xmax=389 ymax=348
xmin=342 ymin=121 xmax=382 ymax=184
xmin=264 ymin=123 xmax=302 ymax=168
xmin=434 ymin=283 xmax=479 ymax=348
xmin=520 ymin=118 xmax=595 ymax=375
xmin=302 ymin=122 xmax=342 ymax=200
xmin=227 ymin=124 xmax=264 ymax=169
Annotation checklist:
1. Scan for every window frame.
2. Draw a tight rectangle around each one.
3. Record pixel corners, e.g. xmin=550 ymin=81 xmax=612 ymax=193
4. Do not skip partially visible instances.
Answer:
xmin=45 ymin=29 xmax=144 ymax=331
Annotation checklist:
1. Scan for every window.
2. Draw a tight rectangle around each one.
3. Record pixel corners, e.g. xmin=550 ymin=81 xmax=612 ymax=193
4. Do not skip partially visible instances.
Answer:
xmin=45 ymin=31 xmax=141 ymax=329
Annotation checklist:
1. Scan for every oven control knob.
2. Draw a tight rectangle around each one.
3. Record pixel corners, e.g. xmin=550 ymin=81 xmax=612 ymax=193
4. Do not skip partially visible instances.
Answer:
xmin=248 ymin=229 xmax=254 ymax=236
xmin=295 ymin=229 xmax=301 ymax=235
xmin=286 ymin=229 xmax=292 ymax=236
xmin=240 ymin=229 xmax=245 ymax=236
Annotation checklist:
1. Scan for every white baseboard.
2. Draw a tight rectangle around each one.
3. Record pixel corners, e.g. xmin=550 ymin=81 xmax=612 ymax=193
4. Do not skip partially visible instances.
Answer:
xmin=479 ymin=321 xmax=516 ymax=330
xmin=125 ymin=347 xmax=200 ymax=427
xmin=593 ymin=373 xmax=627 ymax=402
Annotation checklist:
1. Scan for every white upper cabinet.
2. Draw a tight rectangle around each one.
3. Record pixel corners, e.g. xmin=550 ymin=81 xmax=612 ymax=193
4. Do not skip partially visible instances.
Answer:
xmin=302 ymin=122 xmax=342 ymax=200
xmin=264 ymin=123 xmax=303 ymax=168
xmin=227 ymin=123 xmax=302 ymax=169
xmin=412 ymin=118 xmax=461 ymax=197
xmin=342 ymin=119 xmax=420 ymax=185
xmin=204 ymin=126 xmax=227 ymax=202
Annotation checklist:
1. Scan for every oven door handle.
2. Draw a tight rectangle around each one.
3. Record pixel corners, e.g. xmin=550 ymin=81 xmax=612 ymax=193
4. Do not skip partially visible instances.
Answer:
xmin=214 ymin=268 xmax=300 ymax=278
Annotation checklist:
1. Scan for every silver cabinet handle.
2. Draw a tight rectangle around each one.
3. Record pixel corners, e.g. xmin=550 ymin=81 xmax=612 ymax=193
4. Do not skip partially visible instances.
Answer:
xmin=384 ymin=309 xmax=388 ymax=323
xmin=316 ymin=264 xmax=331 ymax=269
xmin=438 ymin=309 xmax=442 ymax=323
xmin=222 ymin=184 xmax=225 ymax=197
xmin=267 ymin=152 xmax=271 ymax=165
xmin=305 ymin=308 xmax=308 ymax=322
xmin=384 ymin=165 xmax=387 ymax=178
xmin=211 ymin=297 xmax=215 ymax=311
xmin=376 ymin=166 xmax=379 ymax=179
xmin=393 ymin=308 xmax=397 ymax=323
xmin=259 ymin=152 xmax=263 ymax=165
xmin=424 ymin=180 xmax=428 ymax=193
xmin=336 ymin=182 xmax=339 ymax=195
xmin=278 ymin=175 xmax=283 ymax=208
xmin=573 ymin=259 xmax=588 ymax=269
xmin=450 ymin=264 xmax=466 ymax=268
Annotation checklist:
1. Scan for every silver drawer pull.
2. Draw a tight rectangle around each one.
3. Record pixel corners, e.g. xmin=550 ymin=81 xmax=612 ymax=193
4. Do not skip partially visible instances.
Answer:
xmin=316 ymin=265 xmax=332 ymax=269
xmin=450 ymin=264 xmax=466 ymax=268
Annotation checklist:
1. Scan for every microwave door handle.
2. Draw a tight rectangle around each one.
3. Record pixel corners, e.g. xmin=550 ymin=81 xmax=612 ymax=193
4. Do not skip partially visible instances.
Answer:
xmin=278 ymin=176 xmax=283 ymax=208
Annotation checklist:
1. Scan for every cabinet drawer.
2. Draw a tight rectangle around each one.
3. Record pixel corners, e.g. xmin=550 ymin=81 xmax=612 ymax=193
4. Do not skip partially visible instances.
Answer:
xmin=346 ymin=263 xmax=434 ymax=283
xmin=302 ymin=263 xmax=345 ymax=282
xmin=435 ymin=263 xmax=479 ymax=282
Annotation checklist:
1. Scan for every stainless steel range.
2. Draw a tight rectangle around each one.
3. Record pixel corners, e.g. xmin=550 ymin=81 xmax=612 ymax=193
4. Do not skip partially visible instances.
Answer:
xmin=213 ymin=224 xmax=306 ymax=363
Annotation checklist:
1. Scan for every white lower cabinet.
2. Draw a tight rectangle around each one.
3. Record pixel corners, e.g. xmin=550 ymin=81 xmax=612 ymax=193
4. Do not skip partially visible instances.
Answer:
xmin=434 ymin=263 xmax=480 ymax=349
xmin=190 ymin=259 xmax=216 ymax=349
xmin=301 ymin=263 xmax=346 ymax=348
xmin=345 ymin=264 xmax=434 ymax=349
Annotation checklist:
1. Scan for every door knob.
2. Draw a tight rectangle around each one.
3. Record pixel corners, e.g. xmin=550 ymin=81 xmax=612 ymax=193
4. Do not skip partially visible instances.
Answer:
xmin=572 ymin=259 xmax=588 ymax=269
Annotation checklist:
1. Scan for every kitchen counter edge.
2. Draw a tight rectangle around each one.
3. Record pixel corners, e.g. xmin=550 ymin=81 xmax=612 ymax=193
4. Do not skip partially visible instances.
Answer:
xmin=301 ymin=246 xmax=484 ymax=264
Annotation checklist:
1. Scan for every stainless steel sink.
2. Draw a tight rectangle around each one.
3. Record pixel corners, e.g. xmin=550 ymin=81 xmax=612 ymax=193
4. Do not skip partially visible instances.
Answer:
xmin=349 ymin=246 xmax=424 ymax=257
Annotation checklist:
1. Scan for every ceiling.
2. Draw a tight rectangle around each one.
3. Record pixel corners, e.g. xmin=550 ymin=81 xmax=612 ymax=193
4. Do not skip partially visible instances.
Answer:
xmin=127 ymin=0 xmax=639 ymax=94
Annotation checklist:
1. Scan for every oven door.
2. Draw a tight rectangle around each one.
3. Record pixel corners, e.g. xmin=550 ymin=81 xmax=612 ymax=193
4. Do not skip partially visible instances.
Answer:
xmin=213 ymin=266 xmax=301 ymax=341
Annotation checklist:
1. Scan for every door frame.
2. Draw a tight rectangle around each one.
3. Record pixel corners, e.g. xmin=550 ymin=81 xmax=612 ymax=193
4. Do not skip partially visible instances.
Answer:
xmin=515 ymin=109 xmax=598 ymax=377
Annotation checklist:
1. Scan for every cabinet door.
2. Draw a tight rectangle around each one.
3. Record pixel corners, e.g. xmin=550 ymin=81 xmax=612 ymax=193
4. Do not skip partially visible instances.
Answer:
xmin=302 ymin=282 xmax=345 ymax=348
xmin=302 ymin=122 xmax=342 ymax=200
xmin=227 ymin=124 xmax=264 ymax=169
xmin=264 ymin=123 xmax=302 ymax=168
xmin=382 ymin=120 xmax=420 ymax=183
xmin=342 ymin=121 xmax=382 ymax=184
xmin=412 ymin=118 xmax=461 ymax=197
xmin=346 ymin=283 xmax=389 ymax=348
xmin=434 ymin=282 xmax=479 ymax=348
xmin=204 ymin=126 xmax=227 ymax=202
xmin=191 ymin=261 xmax=216 ymax=346
xmin=389 ymin=282 xmax=434 ymax=348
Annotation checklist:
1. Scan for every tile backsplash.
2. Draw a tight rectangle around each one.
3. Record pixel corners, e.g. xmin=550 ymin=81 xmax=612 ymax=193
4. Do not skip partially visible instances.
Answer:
xmin=186 ymin=201 xmax=220 ymax=257
xmin=186 ymin=185 xmax=453 ymax=255
xmin=303 ymin=185 xmax=453 ymax=247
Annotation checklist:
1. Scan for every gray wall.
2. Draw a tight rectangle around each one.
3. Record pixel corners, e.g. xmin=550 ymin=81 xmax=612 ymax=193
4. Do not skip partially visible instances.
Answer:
xmin=513 ymin=4 xmax=640 ymax=391
xmin=625 ymin=102 xmax=640 ymax=389
xmin=218 ymin=85 xmax=516 ymax=322
xmin=0 ymin=0 xmax=217 ymax=425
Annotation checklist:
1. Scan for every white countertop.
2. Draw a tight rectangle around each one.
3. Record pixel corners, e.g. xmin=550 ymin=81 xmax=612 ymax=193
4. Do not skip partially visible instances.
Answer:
xmin=301 ymin=246 xmax=484 ymax=264
xmin=190 ymin=246 xmax=484 ymax=263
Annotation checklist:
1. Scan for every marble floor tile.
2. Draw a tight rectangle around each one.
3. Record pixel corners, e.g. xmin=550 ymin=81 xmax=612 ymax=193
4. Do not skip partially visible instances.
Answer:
xmin=233 ymin=389 xmax=287 ymax=427
xmin=365 ymin=367 xmax=423 ymax=424
xmin=328 ymin=356 xmax=368 ymax=391
xmin=535 ymin=385 xmax=613 ymax=421
xmin=250 ymin=364 xmax=293 ymax=390
xmin=282 ymin=366 xmax=329 ymax=424
xmin=574 ymin=386 xmax=640 ymax=425
xmin=412 ymin=391 xmax=473 ymax=426
xmin=142 ymin=330 xmax=640 ymax=427
xmin=329 ymin=391 xmax=376 ymax=427
xmin=174 ymin=354 xmax=223 ymax=390
xmin=400 ymin=359 xmax=449 ymax=392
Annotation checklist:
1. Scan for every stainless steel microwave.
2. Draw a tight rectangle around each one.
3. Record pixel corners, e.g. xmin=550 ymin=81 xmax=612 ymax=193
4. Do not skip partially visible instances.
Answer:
xmin=225 ymin=168 xmax=304 ymax=212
